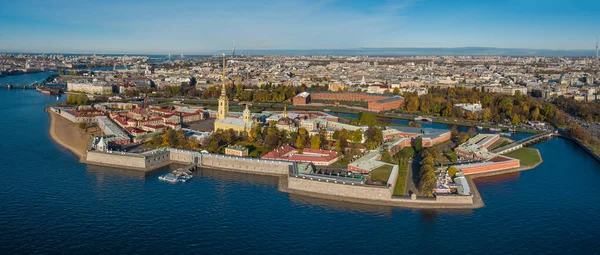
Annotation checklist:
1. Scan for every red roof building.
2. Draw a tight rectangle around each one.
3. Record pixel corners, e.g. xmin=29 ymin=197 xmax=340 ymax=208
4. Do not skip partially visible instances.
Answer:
xmin=261 ymin=145 xmax=341 ymax=166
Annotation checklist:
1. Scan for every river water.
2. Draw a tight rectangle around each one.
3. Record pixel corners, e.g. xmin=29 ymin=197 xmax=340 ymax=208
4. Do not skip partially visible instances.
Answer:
xmin=1 ymin=73 xmax=599 ymax=254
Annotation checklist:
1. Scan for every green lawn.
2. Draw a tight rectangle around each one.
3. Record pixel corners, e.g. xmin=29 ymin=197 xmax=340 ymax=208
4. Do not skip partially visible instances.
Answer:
xmin=504 ymin=147 xmax=542 ymax=167
xmin=235 ymin=141 xmax=267 ymax=158
xmin=370 ymin=164 xmax=394 ymax=183
xmin=393 ymin=163 xmax=408 ymax=196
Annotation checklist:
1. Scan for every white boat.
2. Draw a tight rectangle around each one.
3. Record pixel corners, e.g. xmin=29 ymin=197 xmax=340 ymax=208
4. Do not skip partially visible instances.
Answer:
xmin=158 ymin=172 xmax=193 ymax=183
xmin=158 ymin=173 xmax=179 ymax=183
xmin=476 ymin=126 xmax=483 ymax=130
xmin=500 ymin=132 xmax=512 ymax=137
xmin=178 ymin=173 xmax=193 ymax=182
xmin=489 ymin=128 xmax=501 ymax=132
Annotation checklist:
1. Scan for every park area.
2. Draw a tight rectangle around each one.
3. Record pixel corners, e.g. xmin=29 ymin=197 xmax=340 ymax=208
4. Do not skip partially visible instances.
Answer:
xmin=504 ymin=147 xmax=542 ymax=167
xmin=393 ymin=163 xmax=408 ymax=196
xmin=369 ymin=164 xmax=394 ymax=184
xmin=368 ymin=163 xmax=408 ymax=196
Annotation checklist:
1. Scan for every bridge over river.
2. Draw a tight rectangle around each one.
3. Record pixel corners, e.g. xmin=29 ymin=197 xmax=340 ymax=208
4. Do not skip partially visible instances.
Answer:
xmin=491 ymin=131 xmax=555 ymax=154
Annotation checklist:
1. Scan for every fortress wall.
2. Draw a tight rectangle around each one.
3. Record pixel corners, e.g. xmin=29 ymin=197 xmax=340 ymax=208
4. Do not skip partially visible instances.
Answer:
xmin=86 ymin=151 xmax=148 ymax=169
xmin=169 ymin=149 xmax=198 ymax=164
xmin=287 ymin=177 xmax=392 ymax=201
xmin=287 ymin=177 xmax=474 ymax=206
xmin=201 ymin=154 xmax=292 ymax=175
xmin=144 ymin=150 xmax=171 ymax=168
xmin=435 ymin=194 xmax=474 ymax=204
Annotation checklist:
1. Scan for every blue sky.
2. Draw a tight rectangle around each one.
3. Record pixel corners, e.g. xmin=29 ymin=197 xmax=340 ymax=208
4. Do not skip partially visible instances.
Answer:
xmin=0 ymin=0 xmax=598 ymax=53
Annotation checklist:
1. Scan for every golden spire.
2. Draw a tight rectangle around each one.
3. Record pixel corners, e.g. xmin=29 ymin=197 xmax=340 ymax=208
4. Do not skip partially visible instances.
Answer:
xmin=283 ymin=105 xmax=288 ymax=118
xmin=221 ymin=53 xmax=227 ymax=96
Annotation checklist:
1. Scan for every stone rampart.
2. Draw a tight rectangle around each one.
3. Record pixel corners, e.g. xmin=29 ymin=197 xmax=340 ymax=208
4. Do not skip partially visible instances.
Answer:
xmin=434 ymin=194 xmax=475 ymax=204
xmin=287 ymin=177 xmax=392 ymax=201
xmin=86 ymin=151 xmax=148 ymax=170
xmin=201 ymin=154 xmax=292 ymax=176
xmin=286 ymin=176 xmax=475 ymax=208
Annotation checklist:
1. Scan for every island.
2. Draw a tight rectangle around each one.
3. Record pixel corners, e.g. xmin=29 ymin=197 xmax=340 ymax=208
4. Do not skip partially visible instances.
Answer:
xmin=45 ymin=55 xmax=558 ymax=209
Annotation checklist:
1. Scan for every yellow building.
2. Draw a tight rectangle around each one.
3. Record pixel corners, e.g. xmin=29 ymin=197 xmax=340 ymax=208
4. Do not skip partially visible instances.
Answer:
xmin=214 ymin=54 xmax=252 ymax=134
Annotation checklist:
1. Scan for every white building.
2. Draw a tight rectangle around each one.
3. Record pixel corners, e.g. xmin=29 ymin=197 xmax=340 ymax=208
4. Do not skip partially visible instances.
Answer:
xmin=454 ymin=102 xmax=483 ymax=112
xmin=67 ymin=80 xmax=113 ymax=94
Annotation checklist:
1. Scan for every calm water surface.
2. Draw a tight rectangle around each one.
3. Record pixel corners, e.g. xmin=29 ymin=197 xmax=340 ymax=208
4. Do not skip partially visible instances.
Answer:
xmin=0 ymin=73 xmax=599 ymax=254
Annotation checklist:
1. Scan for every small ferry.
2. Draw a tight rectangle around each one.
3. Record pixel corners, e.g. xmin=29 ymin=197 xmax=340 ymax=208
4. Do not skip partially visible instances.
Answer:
xmin=489 ymin=128 xmax=502 ymax=132
xmin=499 ymin=132 xmax=512 ymax=137
xmin=476 ymin=126 xmax=483 ymax=130
xmin=158 ymin=172 xmax=193 ymax=183
xmin=158 ymin=173 xmax=179 ymax=183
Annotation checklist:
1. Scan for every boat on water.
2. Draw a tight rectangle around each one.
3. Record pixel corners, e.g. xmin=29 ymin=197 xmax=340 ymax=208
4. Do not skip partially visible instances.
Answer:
xmin=509 ymin=128 xmax=516 ymax=133
xmin=500 ymin=132 xmax=512 ymax=137
xmin=158 ymin=173 xmax=179 ymax=183
xmin=489 ymin=128 xmax=502 ymax=132
xmin=476 ymin=126 xmax=483 ymax=130
xmin=158 ymin=172 xmax=193 ymax=183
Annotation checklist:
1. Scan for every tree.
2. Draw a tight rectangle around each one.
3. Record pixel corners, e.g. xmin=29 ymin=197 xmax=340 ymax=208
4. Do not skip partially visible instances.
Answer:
xmin=467 ymin=126 xmax=477 ymax=138
xmin=78 ymin=122 xmax=87 ymax=129
xmin=398 ymin=147 xmax=415 ymax=159
xmin=457 ymin=132 xmax=469 ymax=144
xmin=511 ymin=114 xmax=521 ymax=125
xmin=414 ymin=136 xmax=423 ymax=152
xmin=482 ymin=108 xmax=492 ymax=122
xmin=381 ymin=151 xmax=392 ymax=163
xmin=295 ymin=135 xmax=304 ymax=150
xmin=447 ymin=166 xmax=458 ymax=177
xmin=332 ymin=130 xmax=341 ymax=140
xmin=419 ymin=166 xmax=436 ymax=197
xmin=310 ymin=135 xmax=321 ymax=149
xmin=422 ymin=155 xmax=435 ymax=166
xmin=358 ymin=112 xmax=377 ymax=126
xmin=248 ymin=124 xmax=261 ymax=142
xmin=351 ymin=129 xmax=363 ymax=144
xmin=450 ymin=125 xmax=459 ymax=137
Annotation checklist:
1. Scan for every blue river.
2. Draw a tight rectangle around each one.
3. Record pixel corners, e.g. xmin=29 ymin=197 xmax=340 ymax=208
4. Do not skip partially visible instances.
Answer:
xmin=0 ymin=73 xmax=599 ymax=254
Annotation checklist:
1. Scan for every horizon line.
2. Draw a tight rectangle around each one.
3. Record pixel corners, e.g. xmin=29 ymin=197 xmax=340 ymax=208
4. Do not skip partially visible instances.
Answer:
xmin=0 ymin=46 xmax=597 ymax=56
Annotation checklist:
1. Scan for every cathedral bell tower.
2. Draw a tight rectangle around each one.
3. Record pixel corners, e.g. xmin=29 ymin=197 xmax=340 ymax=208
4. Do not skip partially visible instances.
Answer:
xmin=218 ymin=54 xmax=229 ymax=120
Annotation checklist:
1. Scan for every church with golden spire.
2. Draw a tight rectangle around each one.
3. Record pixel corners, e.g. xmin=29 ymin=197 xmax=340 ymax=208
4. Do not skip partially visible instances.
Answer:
xmin=217 ymin=55 xmax=229 ymax=120
xmin=214 ymin=54 xmax=253 ymax=134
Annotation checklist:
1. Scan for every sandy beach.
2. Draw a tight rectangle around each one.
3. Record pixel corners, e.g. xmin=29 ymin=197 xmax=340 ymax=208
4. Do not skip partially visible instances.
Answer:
xmin=47 ymin=108 xmax=91 ymax=159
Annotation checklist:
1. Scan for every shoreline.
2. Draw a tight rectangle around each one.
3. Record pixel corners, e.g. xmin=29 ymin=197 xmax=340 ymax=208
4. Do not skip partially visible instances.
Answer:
xmin=46 ymin=106 xmax=87 ymax=160
xmin=44 ymin=102 xmax=558 ymax=210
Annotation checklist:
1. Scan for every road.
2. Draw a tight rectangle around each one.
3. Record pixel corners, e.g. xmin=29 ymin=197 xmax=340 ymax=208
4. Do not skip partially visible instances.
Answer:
xmin=404 ymin=157 xmax=420 ymax=196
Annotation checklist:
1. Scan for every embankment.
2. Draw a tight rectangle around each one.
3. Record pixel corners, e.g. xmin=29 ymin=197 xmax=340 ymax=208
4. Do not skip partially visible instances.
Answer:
xmin=83 ymin=148 xmax=479 ymax=209
xmin=47 ymin=107 xmax=90 ymax=159
xmin=558 ymin=135 xmax=600 ymax=163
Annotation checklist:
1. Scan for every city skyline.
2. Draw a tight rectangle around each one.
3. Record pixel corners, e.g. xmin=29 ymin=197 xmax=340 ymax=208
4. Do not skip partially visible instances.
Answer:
xmin=0 ymin=0 xmax=599 ymax=54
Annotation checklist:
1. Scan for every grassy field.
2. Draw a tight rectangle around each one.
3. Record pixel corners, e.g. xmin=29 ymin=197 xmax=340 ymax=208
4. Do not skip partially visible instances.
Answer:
xmin=504 ymin=147 xmax=542 ymax=167
xmin=393 ymin=163 xmax=408 ymax=196
xmin=235 ymin=141 xmax=268 ymax=158
xmin=370 ymin=164 xmax=394 ymax=183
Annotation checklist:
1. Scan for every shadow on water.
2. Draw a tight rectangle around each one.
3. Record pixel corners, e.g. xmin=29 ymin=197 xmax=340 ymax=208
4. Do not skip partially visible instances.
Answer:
xmin=473 ymin=172 xmax=521 ymax=184
xmin=86 ymin=165 xmax=153 ymax=179
xmin=196 ymin=167 xmax=279 ymax=188
xmin=288 ymin=193 xmax=394 ymax=215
